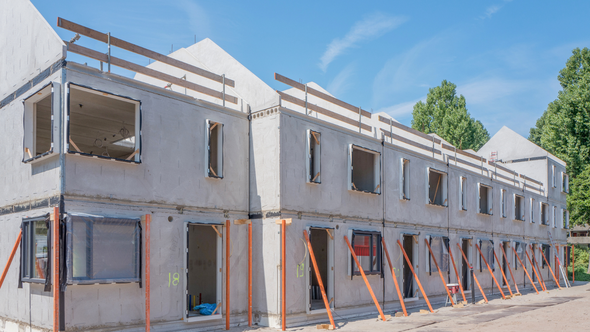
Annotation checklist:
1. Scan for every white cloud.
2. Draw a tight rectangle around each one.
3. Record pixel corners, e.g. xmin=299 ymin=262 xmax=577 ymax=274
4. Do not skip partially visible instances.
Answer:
xmin=327 ymin=63 xmax=355 ymax=98
xmin=319 ymin=13 xmax=407 ymax=72
xmin=456 ymin=77 xmax=533 ymax=105
xmin=481 ymin=0 xmax=513 ymax=19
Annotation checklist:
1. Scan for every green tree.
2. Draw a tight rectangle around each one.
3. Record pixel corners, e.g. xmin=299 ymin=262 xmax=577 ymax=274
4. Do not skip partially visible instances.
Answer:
xmin=569 ymin=165 xmax=590 ymax=226
xmin=411 ymin=80 xmax=490 ymax=150
xmin=528 ymin=47 xmax=590 ymax=178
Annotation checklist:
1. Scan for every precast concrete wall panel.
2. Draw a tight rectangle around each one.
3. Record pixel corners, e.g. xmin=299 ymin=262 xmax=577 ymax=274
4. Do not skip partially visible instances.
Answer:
xmin=250 ymin=111 xmax=281 ymax=214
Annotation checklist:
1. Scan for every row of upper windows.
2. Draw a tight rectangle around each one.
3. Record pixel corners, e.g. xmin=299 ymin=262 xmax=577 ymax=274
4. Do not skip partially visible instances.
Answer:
xmin=307 ymin=130 xmax=570 ymax=228
xmin=22 ymin=83 xmax=224 ymax=179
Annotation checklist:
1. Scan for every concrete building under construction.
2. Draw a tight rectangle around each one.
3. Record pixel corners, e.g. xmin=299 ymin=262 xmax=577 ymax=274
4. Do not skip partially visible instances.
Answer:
xmin=0 ymin=1 xmax=570 ymax=331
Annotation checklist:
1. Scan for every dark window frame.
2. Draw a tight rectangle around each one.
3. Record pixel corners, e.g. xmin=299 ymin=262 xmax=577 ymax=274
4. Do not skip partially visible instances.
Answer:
xmin=350 ymin=231 xmax=382 ymax=276
xmin=20 ymin=215 xmax=51 ymax=284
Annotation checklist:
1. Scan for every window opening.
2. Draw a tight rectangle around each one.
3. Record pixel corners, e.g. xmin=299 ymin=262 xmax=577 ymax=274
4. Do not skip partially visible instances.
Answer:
xmin=553 ymin=206 xmax=557 ymax=228
xmin=207 ymin=120 xmax=224 ymax=178
xmin=427 ymin=168 xmax=447 ymax=206
xmin=21 ymin=216 xmax=50 ymax=283
xmin=349 ymin=145 xmax=380 ymax=194
xmin=478 ymin=240 xmax=494 ymax=272
xmin=23 ymin=84 xmax=56 ymax=162
xmin=563 ymin=209 xmax=569 ymax=229
xmin=478 ymin=184 xmax=492 ymax=215
xmin=66 ymin=214 xmax=140 ymax=284
xmin=530 ymin=198 xmax=535 ymax=223
xmin=68 ymin=84 xmax=140 ymax=162
xmin=401 ymin=158 xmax=410 ymax=200
xmin=562 ymin=173 xmax=569 ymax=193
xmin=402 ymin=235 xmax=415 ymax=298
xmin=428 ymin=236 xmax=449 ymax=276
xmin=541 ymin=203 xmax=549 ymax=225
xmin=541 ymin=245 xmax=551 ymax=269
xmin=502 ymin=242 xmax=510 ymax=286
xmin=460 ymin=177 xmax=467 ymax=211
xmin=307 ymin=130 xmax=321 ymax=183
xmin=514 ymin=195 xmax=524 ymax=221
xmin=351 ymin=231 xmax=381 ymax=276
xmin=187 ymin=224 xmax=222 ymax=318
xmin=552 ymin=165 xmax=556 ymax=188
xmin=461 ymin=239 xmax=471 ymax=291
xmin=501 ymin=189 xmax=507 ymax=218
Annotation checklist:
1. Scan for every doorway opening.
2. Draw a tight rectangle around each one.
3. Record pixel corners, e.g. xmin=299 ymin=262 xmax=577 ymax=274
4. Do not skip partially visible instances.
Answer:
xmin=461 ymin=239 xmax=471 ymax=291
xmin=502 ymin=242 xmax=510 ymax=286
xmin=186 ymin=224 xmax=222 ymax=321
xmin=402 ymin=235 xmax=415 ymax=299
xmin=307 ymin=227 xmax=334 ymax=313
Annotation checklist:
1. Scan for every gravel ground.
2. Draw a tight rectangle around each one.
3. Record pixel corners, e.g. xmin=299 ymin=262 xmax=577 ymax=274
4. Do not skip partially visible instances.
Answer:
xmin=231 ymin=281 xmax=589 ymax=332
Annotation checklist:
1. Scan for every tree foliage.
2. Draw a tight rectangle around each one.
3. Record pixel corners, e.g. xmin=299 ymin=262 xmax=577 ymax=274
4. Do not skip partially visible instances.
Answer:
xmin=529 ymin=47 xmax=590 ymax=226
xmin=411 ymin=80 xmax=490 ymax=151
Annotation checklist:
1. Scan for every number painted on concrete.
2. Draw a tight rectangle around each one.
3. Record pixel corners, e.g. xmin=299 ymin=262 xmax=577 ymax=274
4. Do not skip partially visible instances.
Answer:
xmin=168 ymin=272 xmax=180 ymax=287
xmin=297 ymin=263 xmax=305 ymax=278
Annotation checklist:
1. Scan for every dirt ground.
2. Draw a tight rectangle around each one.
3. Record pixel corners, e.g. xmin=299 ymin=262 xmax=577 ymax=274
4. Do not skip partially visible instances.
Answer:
xmin=235 ymin=281 xmax=589 ymax=332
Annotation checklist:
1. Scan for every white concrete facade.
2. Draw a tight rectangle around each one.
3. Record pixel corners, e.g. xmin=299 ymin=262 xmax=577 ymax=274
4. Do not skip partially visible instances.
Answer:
xmin=0 ymin=1 xmax=568 ymax=331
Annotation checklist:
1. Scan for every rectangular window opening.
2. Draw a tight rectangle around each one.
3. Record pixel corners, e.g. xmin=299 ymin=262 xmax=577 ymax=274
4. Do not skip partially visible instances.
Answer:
xmin=307 ymin=130 xmax=321 ymax=183
xmin=308 ymin=228 xmax=332 ymax=311
xmin=351 ymin=231 xmax=381 ymax=275
xmin=21 ymin=216 xmax=50 ymax=283
xmin=541 ymin=245 xmax=550 ymax=268
xmin=349 ymin=145 xmax=380 ymax=194
xmin=478 ymin=184 xmax=493 ymax=215
xmin=563 ymin=209 xmax=569 ymax=229
xmin=562 ymin=173 xmax=569 ymax=193
xmin=427 ymin=236 xmax=449 ymax=275
xmin=428 ymin=169 xmax=447 ymax=206
xmin=23 ymin=84 xmax=55 ymax=162
xmin=552 ymin=165 xmax=556 ymax=188
xmin=401 ymin=158 xmax=410 ymax=200
xmin=460 ymin=177 xmax=467 ymax=211
xmin=501 ymin=189 xmax=507 ymax=218
xmin=514 ymin=195 xmax=524 ymax=221
xmin=207 ymin=120 xmax=224 ymax=178
xmin=530 ymin=198 xmax=535 ymax=223
xmin=402 ymin=235 xmax=415 ymax=298
xmin=541 ymin=203 xmax=549 ymax=225
xmin=66 ymin=214 xmax=140 ymax=284
xmin=68 ymin=84 xmax=140 ymax=162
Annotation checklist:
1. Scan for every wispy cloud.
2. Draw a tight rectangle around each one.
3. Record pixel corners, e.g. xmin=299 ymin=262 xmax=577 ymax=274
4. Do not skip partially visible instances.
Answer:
xmin=481 ymin=0 xmax=513 ymax=19
xmin=319 ymin=13 xmax=407 ymax=72
xmin=327 ymin=63 xmax=355 ymax=98
xmin=375 ymin=97 xmax=425 ymax=119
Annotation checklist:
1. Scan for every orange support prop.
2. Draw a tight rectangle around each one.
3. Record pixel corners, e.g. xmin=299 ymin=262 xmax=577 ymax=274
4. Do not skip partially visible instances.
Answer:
xmin=457 ymin=244 xmax=488 ymax=303
xmin=381 ymin=238 xmax=407 ymax=316
xmin=345 ymin=236 xmax=387 ymax=320
xmin=511 ymin=245 xmax=538 ymax=294
xmin=572 ymin=245 xmax=575 ymax=283
xmin=525 ymin=247 xmax=545 ymax=292
xmin=475 ymin=244 xmax=505 ymax=300
xmin=226 ymin=220 xmax=230 ymax=330
xmin=540 ymin=246 xmax=561 ymax=289
xmin=397 ymin=239 xmax=434 ymax=312
xmin=492 ymin=248 xmax=513 ymax=297
xmin=144 ymin=214 xmax=151 ymax=332
xmin=248 ymin=223 xmax=252 ymax=327
xmin=281 ymin=220 xmax=286 ymax=331
xmin=304 ymin=231 xmax=335 ymax=329
xmin=424 ymin=239 xmax=455 ymax=306
xmin=499 ymin=244 xmax=519 ymax=294
xmin=448 ymin=243 xmax=467 ymax=303
xmin=0 ymin=229 xmax=22 ymax=290
xmin=52 ymin=207 xmax=60 ymax=332
xmin=531 ymin=246 xmax=547 ymax=291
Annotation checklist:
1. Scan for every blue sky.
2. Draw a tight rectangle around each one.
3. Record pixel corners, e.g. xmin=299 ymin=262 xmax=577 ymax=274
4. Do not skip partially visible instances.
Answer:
xmin=33 ymin=0 xmax=590 ymax=138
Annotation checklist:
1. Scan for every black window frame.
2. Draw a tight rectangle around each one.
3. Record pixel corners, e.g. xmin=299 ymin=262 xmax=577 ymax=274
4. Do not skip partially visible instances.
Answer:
xmin=428 ymin=236 xmax=450 ymax=275
xmin=20 ymin=214 xmax=51 ymax=284
xmin=350 ymin=231 xmax=382 ymax=276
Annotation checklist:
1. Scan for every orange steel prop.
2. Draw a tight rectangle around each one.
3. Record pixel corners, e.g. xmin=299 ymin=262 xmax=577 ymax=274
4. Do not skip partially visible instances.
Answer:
xmin=492 ymin=248 xmax=513 ymax=296
xmin=525 ymin=247 xmax=545 ymax=291
xmin=281 ymin=220 xmax=286 ymax=331
xmin=53 ymin=207 xmax=59 ymax=332
xmin=397 ymin=239 xmax=434 ymax=312
xmin=531 ymin=246 xmax=547 ymax=291
xmin=144 ymin=214 xmax=151 ymax=332
xmin=511 ymin=246 xmax=538 ymax=294
xmin=457 ymin=244 xmax=488 ymax=303
xmin=304 ymin=231 xmax=335 ymax=329
xmin=0 ymin=229 xmax=22 ymax=290
xmin=555 ymin=247 xmax=559 ymax=284
xmin=539 ymin=246 xmax=560 ymax=289
xmin=248 ymin=223 xmax=252 ymax=327
xmin=447 ymin=243 xmax=467 ymax=303
xmin=226 ymin=220 xmax=230 ymax=330
xmin=345 ymin=236 xmax=387 ymax=320
xmin=499 ymin=244 xmax=519 ymax=294
xmin=381 ymin=238 xmax=407 ymax=316
xmin=424 ymin=239 xmax=455 ymax=306
xmin=475 ymin=244 xmax=506 ymax=300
